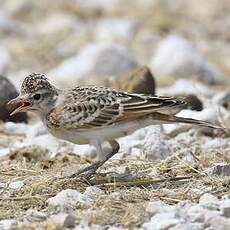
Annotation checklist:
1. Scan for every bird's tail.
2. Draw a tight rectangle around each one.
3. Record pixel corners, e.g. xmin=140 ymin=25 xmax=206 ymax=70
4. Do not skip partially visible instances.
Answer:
xmin=152 ymin=113 xmax=224 ymax=130
xmin=171 ymin=116 xmax=222 ymax=129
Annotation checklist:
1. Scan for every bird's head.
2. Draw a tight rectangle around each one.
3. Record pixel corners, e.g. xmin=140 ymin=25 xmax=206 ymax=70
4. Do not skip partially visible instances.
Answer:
xmin=8 ymin=73 xmax=59 ymax=117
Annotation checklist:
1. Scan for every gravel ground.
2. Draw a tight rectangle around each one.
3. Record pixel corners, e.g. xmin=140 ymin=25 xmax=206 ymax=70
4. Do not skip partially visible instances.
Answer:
xmin=0 ymin=0 xmax=229 ymax=229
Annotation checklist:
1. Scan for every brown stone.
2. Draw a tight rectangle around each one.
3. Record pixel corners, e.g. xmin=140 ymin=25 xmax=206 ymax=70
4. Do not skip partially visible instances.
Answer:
xmin=111 ymin=66 xmax=156 ymax=95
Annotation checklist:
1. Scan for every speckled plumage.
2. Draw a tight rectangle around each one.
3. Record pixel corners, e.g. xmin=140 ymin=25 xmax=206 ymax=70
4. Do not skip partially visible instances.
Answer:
xmin=46 ymin=85 xmax=186 ymax=131
xmin=21 ymin=73 xmax=56 ymax=94
xmin=9 ymin=73 xmax=221 ymax=177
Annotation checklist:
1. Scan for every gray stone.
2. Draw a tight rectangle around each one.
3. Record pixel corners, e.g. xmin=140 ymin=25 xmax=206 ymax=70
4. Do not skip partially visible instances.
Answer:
xmin=49 ymin=213 xmax=76 ymax=228
xmin=170 ymin=223 xmax=205 ymax=230
xmin=95 ymin=18 xmax=136 ymax=42
xmin=203 ymin=139 xmax=230 ymax=150
xmin=146 ymin=201 xmax=176 ymax=215
xmin=204 ymin=212 xmax=230 ymax=230
xmin=158 ymin=79 xmax=214 ymax=98
xmin=210 ymin=163 xmax=230 ymax=177
xmin=150 ymin=35 xmax=224 ymax=85
xmin=4 ymin=122 xmax=28 ymax=135
xmin=84 ymin=186 xmax=104 ymax=200
xmin=199 ymin=193 xmax=219 ymax=211
xmin=74 ymin=220 xmax=105 ymax=230
xmin=0 ymin=76 xmax=28 ymax=123
xmin=9 ymin=180 xmax=24 ymax=189
xmin=142 ymin=126 xmax=171 ymax=161
xmin=0 ymin=219 xmax=18 ymax=230
xmin=0 ymin=182 xmax=7 ymax=189
xmin=25 ymin=209 xmax=47 ymax=221
xmin=212 ymin=91 xmax=230 ymax=127
xmin=185 ymin=205 xmax=205 ymax=223
xmin=220 ymin=199 xmax=230 ymax=217
xmin=143 ymin=212 xmax=185 ymax=230
xmin=48 ymin=189 xmax=92 ymax=214
xmin=212 ymin=91 xmax=230 ymax=109
xmin=48 ymin=43 xmax=138 ymax=87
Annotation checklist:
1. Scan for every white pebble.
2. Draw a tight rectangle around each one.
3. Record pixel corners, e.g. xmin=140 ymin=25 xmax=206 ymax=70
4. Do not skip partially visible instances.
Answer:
xmin=49 ymin=213 xmax=75 ymax=228
xmin=9 ymin=181 xmax=24 ymax=189
xmin=48 ymin=189 xmax=92 ymax=214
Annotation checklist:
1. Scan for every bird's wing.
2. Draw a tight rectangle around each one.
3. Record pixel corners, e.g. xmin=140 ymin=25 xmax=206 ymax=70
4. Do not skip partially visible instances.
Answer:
xmin=46 ymin=86 xmax=187 ymax=130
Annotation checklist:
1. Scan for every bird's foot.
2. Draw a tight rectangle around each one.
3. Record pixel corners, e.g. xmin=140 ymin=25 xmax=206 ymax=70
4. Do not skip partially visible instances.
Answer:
xmin=53 ymin=140 xmax=120 ymax=181
xmin=53 ymin=161 xmax=103 ymax=181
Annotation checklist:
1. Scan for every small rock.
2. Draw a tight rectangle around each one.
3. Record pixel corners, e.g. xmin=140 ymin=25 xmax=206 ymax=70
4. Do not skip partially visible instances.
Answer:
xmin=25 ymin=209 xmax=47 ymax=221
xmin=48 ymin=43 xmax=138 ymax=87
xmin=49 ymin=213 xmax=75 ymax=228
xmin=107 ymin=227 xmax=124 ymax=230
xmin=220 ymin=199 xmax=230 ymax=218
xmin=95 ymin=18 xmax=137 ymax=42
xmin=0 ymin=76 xmax=28 ymax=123
xmin=0 ymin=182 xmax=7 ymax=189
xmin=213 ymin=91 xmax=230 ymax=109
xmin=4 ymin=122 xmax=28 ymax=135
xmin=203 ymin=139 xmax=230 ymax=150
xmin=158 ymin=79 xmax=213 ymax=98
xmin=111 ymin=66 xmax=156 ymax=95
xmin=0 ymin=148 xmax=10 ymax=157
xmin=204 ymin=212 xmax=230 ymax=230
xmin=48 ymin=189 xmax=91 ymax=214
xmin=183 ymin=94 xmax=203 ymax=111
xmin=84 ymin=186 xmax=104 ymax=200
xmin=143 ymin=212 xmax=185 ymax=230
xmin=0 ymin=219 xmax=18 ymax=230
xmin=185 ymin=205 xmax=205 ymax=223
xmin=212 ymin=91 xmax=230 ymax=126
xmin=76 ymin=220 xmax=105 ymax=230
xmin=73 ymin=144 xmax=97 ymax=159
xmin=199 ymin=193 xmax=219 ymax=211
xmin=9 ymin=180 xmax=24 ymax=189
xmin=146 ymin=201 xmax=175 ymax=215
xmin=211 ymin=163 xmax=230 ymax=177
xmin=21 ymin=134 xmax=67 ymax=156
xmin=106 ymin=166 xmax=136 ymax=180
xmin=150 ymin=35 xmax=223 ymax=85
xmin=170 ymin=223 xmax=205 ymax=230
xmin=142 ymin=126 xmax=171 ymax=161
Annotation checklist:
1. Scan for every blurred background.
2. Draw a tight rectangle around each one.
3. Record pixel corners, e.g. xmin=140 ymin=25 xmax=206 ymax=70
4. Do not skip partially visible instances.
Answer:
xmin=0 ymin=1 xmax=230 ymax=227
xmin=0 ymin=0 xmax=229 ymax=90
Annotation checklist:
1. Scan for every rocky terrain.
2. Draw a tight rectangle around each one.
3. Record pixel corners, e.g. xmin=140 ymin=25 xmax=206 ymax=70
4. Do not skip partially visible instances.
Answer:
xmin=0 ymin=0 xmax=230 ymax=229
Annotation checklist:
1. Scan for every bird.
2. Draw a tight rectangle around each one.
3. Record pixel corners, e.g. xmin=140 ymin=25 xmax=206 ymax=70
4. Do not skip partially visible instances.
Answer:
xmin=8 ymin=73 xmax=223 ymax=178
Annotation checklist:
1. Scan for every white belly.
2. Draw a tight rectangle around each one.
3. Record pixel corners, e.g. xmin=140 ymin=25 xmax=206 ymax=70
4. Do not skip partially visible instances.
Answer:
xmin=45 ymin=116 xmax=162 ymax=145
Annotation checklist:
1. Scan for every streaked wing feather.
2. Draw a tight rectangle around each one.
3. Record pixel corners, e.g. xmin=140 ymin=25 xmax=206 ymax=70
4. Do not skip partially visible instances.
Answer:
xmin=47 ymin=86 xmax=187 ymax=130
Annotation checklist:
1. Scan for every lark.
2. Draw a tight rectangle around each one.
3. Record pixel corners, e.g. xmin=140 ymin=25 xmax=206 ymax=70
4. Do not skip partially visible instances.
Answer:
xmin=8 ymin=73 xmax=222 ymax=178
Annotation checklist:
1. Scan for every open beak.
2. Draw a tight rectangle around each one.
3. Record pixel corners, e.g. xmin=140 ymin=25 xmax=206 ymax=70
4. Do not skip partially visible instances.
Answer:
xmin=8 ymin=95 xmax=32 ymax=116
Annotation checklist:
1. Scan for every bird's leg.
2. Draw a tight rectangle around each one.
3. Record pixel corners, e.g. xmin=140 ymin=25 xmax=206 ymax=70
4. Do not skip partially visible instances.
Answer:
xmin=74 ymin=140 xmax=120 ymax=178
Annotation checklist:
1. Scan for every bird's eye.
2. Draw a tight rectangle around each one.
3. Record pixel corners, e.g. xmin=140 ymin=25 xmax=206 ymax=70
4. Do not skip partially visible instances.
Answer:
xmin=33 ymin=94 xmax=41 ymax=101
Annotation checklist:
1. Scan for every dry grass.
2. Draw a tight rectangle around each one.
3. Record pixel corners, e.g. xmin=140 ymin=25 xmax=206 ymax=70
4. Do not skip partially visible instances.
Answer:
xmin=0 ymin=145 xmax=229 ymax=227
